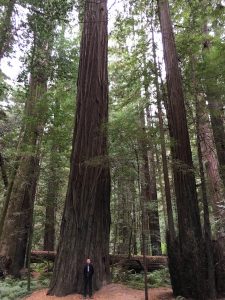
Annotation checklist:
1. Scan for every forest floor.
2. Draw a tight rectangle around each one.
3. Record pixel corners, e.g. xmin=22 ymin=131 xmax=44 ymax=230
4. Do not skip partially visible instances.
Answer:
xmin=25 ymin=283 xmax=174 ymax=300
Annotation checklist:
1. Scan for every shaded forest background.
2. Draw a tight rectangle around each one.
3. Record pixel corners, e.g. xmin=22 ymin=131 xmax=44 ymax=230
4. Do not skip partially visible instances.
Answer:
xmin=0 ymin=0 xmax=225 ymax=299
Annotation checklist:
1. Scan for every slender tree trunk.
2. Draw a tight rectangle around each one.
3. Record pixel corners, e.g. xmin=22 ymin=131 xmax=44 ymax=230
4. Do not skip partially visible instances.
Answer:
xmin=147 ymin=138 xmax=162 ymax=256
xmin=117 ymin=182 xmax=130 ymax=255
xmin=155 ymin=148 xmax=167 ymax=231
xmin=140 ymin=161 xmax=150 ymax=255
xmin=206 ymin=92 xmax=225 ymax=189
xmin=48 ymin=0 xmax=110 ymax=296
xmin=0 ymin=153 xmax=8 ymax=189
xmin=202 ymin=24 xmax=225 ymax=190
xmin=200 ymin=21 xmax=225 ymax=293
xmin=43 ymin=145 xmax=60 ymax=251
xmin=139 ymin=108 xmax=162 ymax=255
xmin=141 ymin=211 xmax=149 ymax=300
xmin=192 ymin=55 xmax=216 ymax=298
xmin=151 ymin=24 xmax=175 ymax=240
xmin=157 ymin=0 xmax=208 ymax=298
xmin=196 ymin=92 xmax=216 ymax=299
xmin=0 ymin=13 xmax=53 ymax=276
xmin=0 ymin=155 xmax=39 ymax=276
xmin=197 ymin=94 xmax=225 ymax=232
xmin=132 ymin=198 xmax=138 ymax=255
xmin=0 ymin=0 xmax=16 ymax=59
xmin=138 ymin=154 xmax=149 ymax=300
xmin=0 ymin=0 xmax=15 ymax=192
xmin=127 ymin=183 xmax=134 ymax=258
xmin=142 ymin=85 xmax=162 ymax=255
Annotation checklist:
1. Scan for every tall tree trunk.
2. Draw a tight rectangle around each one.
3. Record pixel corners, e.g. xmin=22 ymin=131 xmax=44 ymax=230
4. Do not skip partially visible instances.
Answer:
xmin=157 ymin=0 xmax=208 ymax=298
xmin=202 ymin=24 xmax=225 ymax=190
xmin=138 ymin=152 xmax=149 ymax=300
xmin=43 ymin=145 xmax=60 ymax=251
xmin=0 ymin=0 xmax=15 ymax=191
xmin=0 ymin=0 xmax=16 ymax=59
xmin=151 ymin=23 xmax=175 ymax=240
xmin=0 ymin=12 xmax=53 ymax=276
xmin=48 ymin=0 xmax=110 ymax=296
xmin=192 ymin=54 xmax=216 ymax=298
xmin=197 ymin=94 xmax=225 ymax=233
xmin=142 ymin=74 xmax=162 ymax=255
xmin=201 ymin=20 xmax=225 ymax=294
xmin=139 ymin=108 xmax=162 ymax=256
xmin=155 ymin=147 xmax=167 ymax=232
xmin=132 ymin=196 xmax=138 ymax=255
xmin=146 ymin=135 xmax=162 ymax=256
xmin=140 ymin=159 xmax=150 ymax=255
xmin=0 ymin=153 xmax=8 ymax=189
xmin=117 ymin=181 xmax=130 ymax=255
xmin=195 ymin=88 xmax=216 ymax=299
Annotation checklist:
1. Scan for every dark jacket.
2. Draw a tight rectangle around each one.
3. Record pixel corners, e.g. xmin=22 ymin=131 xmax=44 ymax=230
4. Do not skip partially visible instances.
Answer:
xmin=83 ymin=263 xmax=94 ymax=278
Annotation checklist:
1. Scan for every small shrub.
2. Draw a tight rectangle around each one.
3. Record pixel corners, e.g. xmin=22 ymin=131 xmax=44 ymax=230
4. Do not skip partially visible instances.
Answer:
xmin=147 ymin=268 xmax=171 ymax=287
xmin=0 ymin=275 xmax=50 ymax=299
xmin=112 ymin=267 xmax=171 ymax=290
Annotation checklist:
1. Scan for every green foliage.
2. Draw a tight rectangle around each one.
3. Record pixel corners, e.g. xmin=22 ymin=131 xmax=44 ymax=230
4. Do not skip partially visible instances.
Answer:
xmin=112 ymin=267 xmax=171 ymax=290
xmin=0 ymin=276 xmax=49 ymax=300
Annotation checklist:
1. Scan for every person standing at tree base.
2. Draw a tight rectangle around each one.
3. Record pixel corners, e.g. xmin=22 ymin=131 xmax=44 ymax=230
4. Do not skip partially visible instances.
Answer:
xmin=83 ymin=258 xmax=94 ymax=299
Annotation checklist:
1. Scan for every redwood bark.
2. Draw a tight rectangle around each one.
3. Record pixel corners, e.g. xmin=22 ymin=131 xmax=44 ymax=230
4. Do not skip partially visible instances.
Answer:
xmin=157 ymin=0 xmax=207 ymax=298
xmin=202 ymin=24 xmax=225 ymax=195
xmin=197 ymin=95 xmax=225 ymax=230
xmin=48 ymin=0 xmax=110 ymax=296
xmin=207 ymin=99 xmax=225 ymax=189
xmin=0 ymin=12 xmax=52 ymax=276
xmin=196 ymin=96 xmax=216 ymax=299
xmin=151 ymin=24 xmax=175 ymax=240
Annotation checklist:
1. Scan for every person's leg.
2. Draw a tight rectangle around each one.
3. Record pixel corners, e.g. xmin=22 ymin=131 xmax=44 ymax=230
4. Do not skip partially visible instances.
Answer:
xmin=83 ymin=278 xmax=88 ymax=298
xmin=88 ymin=277 xmax=93 ymax=297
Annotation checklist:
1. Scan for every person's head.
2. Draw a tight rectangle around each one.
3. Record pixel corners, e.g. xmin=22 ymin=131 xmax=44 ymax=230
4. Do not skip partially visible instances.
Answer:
xmin=86 ymin=258 xmax=91 ymax=264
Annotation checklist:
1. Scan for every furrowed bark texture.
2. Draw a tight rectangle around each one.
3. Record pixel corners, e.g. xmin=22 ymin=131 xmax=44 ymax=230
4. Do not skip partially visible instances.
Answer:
xmin=202 ymin=23 xmax=225 ymax=196
xmin=158 ymin=0 xmax=207 ymax=298
xmin=197 ymin=95 xmax=225 ymax=233
xmin=48 ymin=0 xmax=110 ymax=296
xmin=195 ymin=81 xmax=216 ymax=299
xmin=0 ymin=14 xmax=52 ymax=276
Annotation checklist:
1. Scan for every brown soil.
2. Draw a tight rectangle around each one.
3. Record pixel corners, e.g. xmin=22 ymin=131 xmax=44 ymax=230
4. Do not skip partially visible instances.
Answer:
xmin=24 ymin=283 xmax=174 ymax=300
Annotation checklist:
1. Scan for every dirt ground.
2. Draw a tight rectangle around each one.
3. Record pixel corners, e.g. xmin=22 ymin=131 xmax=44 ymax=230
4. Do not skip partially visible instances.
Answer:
xmin=25 ymin=283 xmax=174 ymax=300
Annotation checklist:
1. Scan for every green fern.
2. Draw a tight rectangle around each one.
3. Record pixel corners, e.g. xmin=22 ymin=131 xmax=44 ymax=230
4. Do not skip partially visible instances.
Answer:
xmin=0 ymin=276 xmax=50 ymax=299
xmin=112 ymin=267 xmax=171 ymax=290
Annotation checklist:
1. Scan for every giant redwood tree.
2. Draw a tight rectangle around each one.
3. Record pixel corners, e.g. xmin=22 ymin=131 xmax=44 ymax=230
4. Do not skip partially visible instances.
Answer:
xmin=48 ymin=0 xmax=111 ymax=296
xmin=157 ymin=0 xmax=210 ymax=298
xmin=0 ymin=5 xmax=54 ymax=276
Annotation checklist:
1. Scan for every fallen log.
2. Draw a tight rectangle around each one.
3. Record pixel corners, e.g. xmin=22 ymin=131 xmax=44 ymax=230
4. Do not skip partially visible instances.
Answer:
xmin=110 ymin=255 xmax=167 ymax=272
xmin=31 ymin=250 xmax=55 ymax=262
xmin=31 ymin=251 xmax=167 ymax=272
